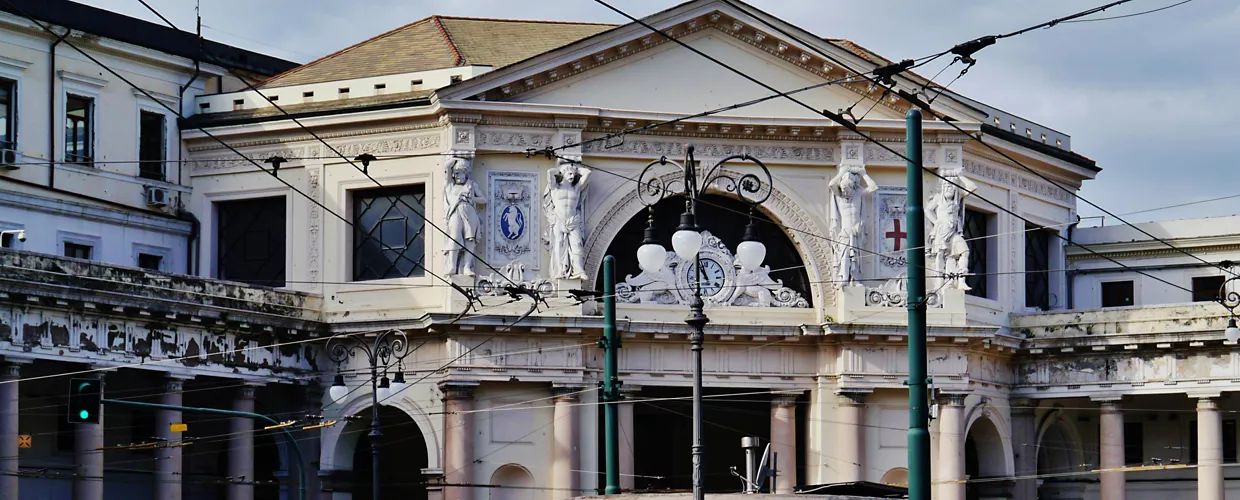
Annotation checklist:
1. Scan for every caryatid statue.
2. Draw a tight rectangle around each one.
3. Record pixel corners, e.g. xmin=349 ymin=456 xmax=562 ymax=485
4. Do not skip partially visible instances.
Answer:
xmin=443 ymin=155 xmax=485 ymax=276
xmin=926 ymin=168 xmax=979 ymax=290
xmin=828 ymin=164 xmax=878 ymax=287
xmin=543 ymin=158 xmax=591 ymax=280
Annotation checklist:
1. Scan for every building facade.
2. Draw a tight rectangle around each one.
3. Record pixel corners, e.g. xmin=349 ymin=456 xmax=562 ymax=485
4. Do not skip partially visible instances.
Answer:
xmin=0 ymin=1 xmax=1235 ymax=500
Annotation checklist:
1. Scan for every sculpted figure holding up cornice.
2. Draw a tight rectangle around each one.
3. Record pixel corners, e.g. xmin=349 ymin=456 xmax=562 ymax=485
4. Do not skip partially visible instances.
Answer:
xmin=444 ymin=155 xmax=485 ymax=276
xmin=544 ymin=159 xmax=591 ymax=280
xmin=926 ymin=168 xmax=979 ymax=290
xmin=829 ymin=163 xmax=878 ymax=287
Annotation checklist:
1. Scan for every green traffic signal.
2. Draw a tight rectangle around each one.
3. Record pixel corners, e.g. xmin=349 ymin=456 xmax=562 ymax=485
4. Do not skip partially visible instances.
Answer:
xmin=68 ymin=378 xmax=102 ymax=424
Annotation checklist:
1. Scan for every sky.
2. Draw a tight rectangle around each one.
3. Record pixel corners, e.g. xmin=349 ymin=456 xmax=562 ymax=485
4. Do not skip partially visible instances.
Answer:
xmin=76 ymin=0 xmax=1239 ymax=226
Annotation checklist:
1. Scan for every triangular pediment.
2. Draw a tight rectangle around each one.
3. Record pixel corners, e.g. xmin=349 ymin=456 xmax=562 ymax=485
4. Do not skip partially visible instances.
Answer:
xmin=441 ymin=0 xmax=985 ymax=123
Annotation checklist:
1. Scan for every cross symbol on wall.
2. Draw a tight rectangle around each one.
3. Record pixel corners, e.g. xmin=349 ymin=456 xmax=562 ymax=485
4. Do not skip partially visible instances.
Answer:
xmin=886 ymin=219 xmax=908 ymax=251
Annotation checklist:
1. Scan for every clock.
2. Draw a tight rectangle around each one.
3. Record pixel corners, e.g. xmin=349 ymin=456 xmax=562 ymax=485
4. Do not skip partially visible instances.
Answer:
xmin=686 ymin=258 xmax=728 ymax=297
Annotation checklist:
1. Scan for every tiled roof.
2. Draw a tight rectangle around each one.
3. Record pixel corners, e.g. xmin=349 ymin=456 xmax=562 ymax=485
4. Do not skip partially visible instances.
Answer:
xmin=261 ymin=16 xmax=615 ymax=88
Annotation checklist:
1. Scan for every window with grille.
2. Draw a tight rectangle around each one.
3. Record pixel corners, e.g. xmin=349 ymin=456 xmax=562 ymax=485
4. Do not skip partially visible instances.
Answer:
xmin=138 ymin=111 xmax=166 ymax=181
xmin=216 ymin=197 xmax=286 ymax=286
xmin=1025 ymin=226 xmax=1051 ymax=309
xmin=65 ymin=94 xmax=93 ymax=163
xmin=352 ymin=185 xmax=426 ymax=281
xmin=0 ymin=79 xmax=14 ymax=150
xmin=137 ymin=253 xmax=163 ymax=271
xmin=1101 ymin=281 xmax=1134 ymax=308
xmin=963 ymin=209 xmax=992 ymax=298
xmin=1192 ymin=275 xmax=1225 ymax=303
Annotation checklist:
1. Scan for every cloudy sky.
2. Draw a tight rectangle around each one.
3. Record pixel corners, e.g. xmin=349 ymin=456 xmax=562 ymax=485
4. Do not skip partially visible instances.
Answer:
xmin=80 ymin=0 xmax=1237 ymax=225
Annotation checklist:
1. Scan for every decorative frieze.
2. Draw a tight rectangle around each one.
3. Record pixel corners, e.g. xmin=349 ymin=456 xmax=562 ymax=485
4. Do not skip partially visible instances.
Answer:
xmin=582 ymin=139 xmax=834 ymax=163
xmin=963 ymin=158 xmax=1072 ymax=203
xmin=475 ymin=131 xmax=555 ymax=151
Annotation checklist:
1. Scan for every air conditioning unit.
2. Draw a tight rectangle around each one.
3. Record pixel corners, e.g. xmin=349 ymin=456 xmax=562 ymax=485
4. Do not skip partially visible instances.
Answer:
xmin=145 ymin=186 xmax=169 ymax=207
xmin=0 ymin=149 xmax=17 ymax=170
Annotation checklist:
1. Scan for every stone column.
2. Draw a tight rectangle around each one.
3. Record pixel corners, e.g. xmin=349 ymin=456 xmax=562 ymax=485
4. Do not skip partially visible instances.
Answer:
xmin=228 ymin=385 xmax=257 ymax=500
xmin=553 ymin=387 xmax=581 ymax=499
xmin=0 ymin=360 xmax=25 ymax=500
xmin=1197 ymin=397 xmax=1223 ymax=500
xmin=618 ymin=386 xmax=640 ymax=492
xmin=74 ymin=373 xmax=104 ymax=500
xmin=1010 ymin=399 xmax=1037 ymax=500
xmin=442 ymin=384 xmax=476 ymax=500
xmin=937 ymin=394 xmax=967 ymax=500
xmin=835 ymin=391 xmax=867 ymax=483
xmin=1098 ymin=400 xmax=1125 ymax=500
xmin=770 ymin=393 xmax=800 ymax=493
xmin=156 ymin=376 xmax=189 ymax=500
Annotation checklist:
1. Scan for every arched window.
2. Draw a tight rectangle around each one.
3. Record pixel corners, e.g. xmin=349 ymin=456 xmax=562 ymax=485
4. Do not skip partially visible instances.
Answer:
xmin=601 ymin=194 xmax=811 ymax=304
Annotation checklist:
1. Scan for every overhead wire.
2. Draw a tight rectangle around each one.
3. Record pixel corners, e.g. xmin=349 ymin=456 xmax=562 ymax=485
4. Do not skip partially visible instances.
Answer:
xmin=707 ymin=0 xmax=1237 ymax=281
xmin=597 ymin=0 xmax=1206 ymax=300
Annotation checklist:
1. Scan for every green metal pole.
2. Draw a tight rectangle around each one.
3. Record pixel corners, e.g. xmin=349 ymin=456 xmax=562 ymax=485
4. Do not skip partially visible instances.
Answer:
xmin=602 ymin=255 xmax=622 ymax=494
xmin=905 ymin=108 xmax=931 ymax=500
xmin=102 ymin=398 xmax=307 ymax=500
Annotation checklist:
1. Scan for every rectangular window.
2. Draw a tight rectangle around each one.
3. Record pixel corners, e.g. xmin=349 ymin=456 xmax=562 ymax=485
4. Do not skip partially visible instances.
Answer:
xmin=137 ymin=253 xmax=163 ymax=271
xmin=216 ymin=197 xmax=286 ymax=287
xmin=1101 ymin=281 xmax=1134 ymax=308
xmin=1124 ymin=421 xmax=1143 ymax=465
xmin=64 ymin=241 xmax=92 ymax=260
xmin=963 ymin=209 xmax=991 ymax=298
xmin=65 ymin=94 xmax=93 ymax=163
xmin=352 ymin=185 xmax=426 ymax=281
xmin=1193 ymin=275 xmax=1225 ymax=303
xmin=138 ymin=111 xmax=165 ymax=181
xmin=1025 ymin=226 xmax=1052 ymax=309
xmin=0 ymin=79 xmax=14 ymax=150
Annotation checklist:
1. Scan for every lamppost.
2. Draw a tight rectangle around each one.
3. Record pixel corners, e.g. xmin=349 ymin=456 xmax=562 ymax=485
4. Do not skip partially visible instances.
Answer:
xmin=326 ymin=330 xmax=413 ymax=499
xmin=1217 ymin=276 xmax=1240 ymax=343
xmin=633 ymin=144 xmax=774 ymax=500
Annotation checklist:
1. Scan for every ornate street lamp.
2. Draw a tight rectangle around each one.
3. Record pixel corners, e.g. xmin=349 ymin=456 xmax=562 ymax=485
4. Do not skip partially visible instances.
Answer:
xmin=326 ymin=330 xmax=414 ymax=499
xmin=1218 ymin=276 xmax=1240 ymax=343
xmin=634 ymin=144 xmax=773 ymax=500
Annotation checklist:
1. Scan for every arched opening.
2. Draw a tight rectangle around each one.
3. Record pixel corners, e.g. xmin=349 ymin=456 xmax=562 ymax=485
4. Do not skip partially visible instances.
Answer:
xmin=1037 ymin=418 xmax=1081 ymax=497
xmin=601 ymin=193 xmax=810 ymax=304
xmin=351 ymin=405 xmax=429 ymax=500
xmin=964 ymin=415 xmax=1008 ymax=500
xmin=489 ymin=464 xmax=535 ymax=500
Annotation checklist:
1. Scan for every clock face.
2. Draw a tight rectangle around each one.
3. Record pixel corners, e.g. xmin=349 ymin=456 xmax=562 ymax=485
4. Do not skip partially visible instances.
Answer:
xmin=688 ymin=258 xmax=728 ymax=297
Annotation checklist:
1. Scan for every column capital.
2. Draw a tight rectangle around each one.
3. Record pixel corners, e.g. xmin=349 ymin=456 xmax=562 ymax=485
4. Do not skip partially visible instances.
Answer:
xmin=440 ymin=382 xmax=478 ymax=401
xmin=238 ymin=385 xmax=258 ymax=400
xmin=1197 ymin=397 xmax=1221 ymax=410
xmin=618 ymin=384 xmax=642 ymax=399
xmin=938 ymin=392 xmax=968 ymax=407
xmin=552 ymin=385 xmax=585 ymax=403
xmin=772 ymin=391 xmax=803 ymax=407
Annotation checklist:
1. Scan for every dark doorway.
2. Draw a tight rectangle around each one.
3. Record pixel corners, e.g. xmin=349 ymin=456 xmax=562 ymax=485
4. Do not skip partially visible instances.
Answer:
xmin=601 ymin=194 xmax=810 ymax=304
xmin=351 ymin=405 xmax=428 ymax=500
xmin=632 ymin=387 xmax=788 ymax=493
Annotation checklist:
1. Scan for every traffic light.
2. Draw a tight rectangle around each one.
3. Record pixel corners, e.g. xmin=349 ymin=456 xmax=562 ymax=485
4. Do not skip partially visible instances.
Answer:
xmin=68 ymin=378 xmax=102 ymax=424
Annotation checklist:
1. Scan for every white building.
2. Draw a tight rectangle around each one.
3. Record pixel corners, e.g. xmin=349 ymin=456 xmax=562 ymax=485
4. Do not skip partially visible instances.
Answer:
xmin=0 ymin=1 xmax=1235 ymax=500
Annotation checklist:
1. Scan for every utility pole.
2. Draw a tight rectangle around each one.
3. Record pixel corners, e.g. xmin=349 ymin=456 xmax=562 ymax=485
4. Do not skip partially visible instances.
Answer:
xmin=905 ymin=108 xmax=931 ymax=500
xmin=601 ymin=255 xmax=622 ymax=494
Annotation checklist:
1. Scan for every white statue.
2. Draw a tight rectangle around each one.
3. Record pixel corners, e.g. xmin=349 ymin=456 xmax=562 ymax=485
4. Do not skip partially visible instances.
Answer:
xmin=443 ymin=156 xmax=485 ymax=276
xmin=926 ymin=168 xmax=979 ymax=290
xmin=543 ymin=159 xmax=591 ymax=280
xmin=828 ymin=164 xmax=878 ymax=287
xmin=726 ymin=256 xmax=774 ymax=307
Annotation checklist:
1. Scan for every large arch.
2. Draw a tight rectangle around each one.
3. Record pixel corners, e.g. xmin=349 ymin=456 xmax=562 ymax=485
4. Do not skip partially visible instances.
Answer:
xmin=964 ymin=413 xmax=1010 ymax=500
xmin=1035 ymin=409 xmax=1086 ymax=497
xmin=584 ymin=167 xmax=834 ymax=313
xmin=324 ymin=388 xmax=442 ymax=473
xmin=348 ymin=405 xmax=430 ymax=500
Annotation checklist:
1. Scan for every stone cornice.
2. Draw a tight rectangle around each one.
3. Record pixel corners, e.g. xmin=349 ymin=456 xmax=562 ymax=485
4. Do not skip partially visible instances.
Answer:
xmin=1067 ymin=242 xmax=1240 ymax=262
xmin=187 ymin=121 xmax=444 ymax=153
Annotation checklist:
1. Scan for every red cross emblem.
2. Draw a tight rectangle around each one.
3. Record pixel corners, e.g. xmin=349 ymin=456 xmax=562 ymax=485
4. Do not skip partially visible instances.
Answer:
xmin=886 ymin=219 xmax=907 ymax=251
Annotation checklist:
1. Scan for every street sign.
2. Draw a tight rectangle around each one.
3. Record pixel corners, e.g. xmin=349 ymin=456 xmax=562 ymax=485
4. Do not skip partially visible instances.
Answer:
xmin=169 ymin=423 xmax=187 ymax=433
xmin=17 ymin=435 xmax=30 ymax=449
